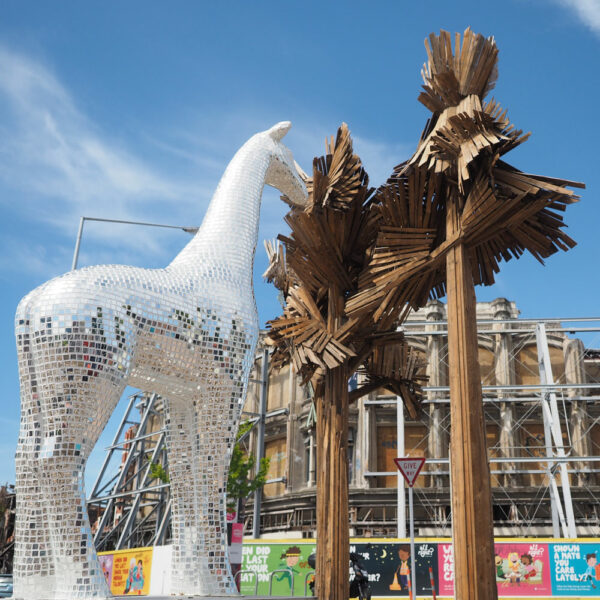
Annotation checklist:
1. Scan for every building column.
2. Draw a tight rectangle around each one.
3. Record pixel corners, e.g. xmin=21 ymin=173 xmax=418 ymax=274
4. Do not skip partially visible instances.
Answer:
xmin=285 ymin=364 xmax=304 ymax=493
xmin=492 ymin=298 xmax=520 ymax=488
xmin=353 ymin=395 xmax=371 ymax=489
xmin=564 ymin=338 xmax=592 ymax=486
xmin=425 ymin=300 xmax=449 ymax=494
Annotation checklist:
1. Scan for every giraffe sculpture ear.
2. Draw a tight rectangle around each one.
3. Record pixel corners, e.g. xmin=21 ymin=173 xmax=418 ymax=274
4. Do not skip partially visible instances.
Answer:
xmin=267 ymin=121 xmax=292 ymax=141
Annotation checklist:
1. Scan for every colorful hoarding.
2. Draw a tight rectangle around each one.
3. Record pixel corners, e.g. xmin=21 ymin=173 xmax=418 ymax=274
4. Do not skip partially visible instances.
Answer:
xmin=96 ymin=538 xmax=600 ymax=598
xmin=549 ymin=543 xmax=600 ymax=596
xmin=240 ymin=541 xmax=317 ymax=596
xmin=241 ymin=539 xmax=600 ymax=598
xmin=98 ymin=546 xmax=153 ymax=596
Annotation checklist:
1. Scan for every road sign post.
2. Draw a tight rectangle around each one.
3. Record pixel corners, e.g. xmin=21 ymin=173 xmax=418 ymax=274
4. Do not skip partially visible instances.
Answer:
xmin=394 ymin=457 xmax=426 ymax=598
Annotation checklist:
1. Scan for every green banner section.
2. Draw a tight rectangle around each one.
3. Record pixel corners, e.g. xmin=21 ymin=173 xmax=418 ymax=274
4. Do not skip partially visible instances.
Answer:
xmin=240 ymin=541 xmax=316 ymax=596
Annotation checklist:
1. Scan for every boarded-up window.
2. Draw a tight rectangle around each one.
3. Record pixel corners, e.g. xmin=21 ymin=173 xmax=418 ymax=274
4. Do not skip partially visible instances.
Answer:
xmin=549 ymin=346 xmax=566 ymax=383
xmin=486 ymin=424 xmax=500 ymax=487
xmin=514 ymin=344 xmax=540 ymax=385
xmin=515 ymin=344 xmax=565 ymax=385
xmin=591 ymin=423 xmax=600 ymax=457
xmin=479 ymin=348 xmax=496 ymax=386
xmin=266 ymin=364 xmax=290 ymax=411
xmin=376 ymin=425 xmax=427 ymax=488
xmin=521 ymin=423 xmax=547 ymax=487
xmin=264 ymin=438 xmax=287 ymax=498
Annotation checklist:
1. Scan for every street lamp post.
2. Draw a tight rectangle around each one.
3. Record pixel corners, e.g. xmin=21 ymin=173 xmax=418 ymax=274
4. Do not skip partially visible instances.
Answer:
xmin=71 ymin=215 xmax=198 ymax=270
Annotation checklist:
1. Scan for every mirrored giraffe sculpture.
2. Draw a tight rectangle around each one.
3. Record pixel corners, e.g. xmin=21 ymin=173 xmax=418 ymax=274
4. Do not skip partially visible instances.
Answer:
xmin=13 ymin=121 xmax=307 ymax=599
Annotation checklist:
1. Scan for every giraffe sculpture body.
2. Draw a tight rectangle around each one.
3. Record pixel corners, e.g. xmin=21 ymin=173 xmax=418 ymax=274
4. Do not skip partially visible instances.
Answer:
xmin=13 ymin=121 xmax=307 ymax=599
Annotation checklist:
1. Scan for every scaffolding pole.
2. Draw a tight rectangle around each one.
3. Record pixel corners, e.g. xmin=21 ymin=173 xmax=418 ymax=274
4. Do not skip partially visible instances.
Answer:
xmin=397 ymin=396 xmax=406 ymax=538
xmin=536 ymin=323 xmax=577 ymax=539
xmin=252 ymin=347 xmax=269 ymax=538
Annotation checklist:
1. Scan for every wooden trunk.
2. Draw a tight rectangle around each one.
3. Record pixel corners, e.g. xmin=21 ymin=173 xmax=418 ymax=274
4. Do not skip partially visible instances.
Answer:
xmin=316 ymin=364 xmax=349 ymax=600
xmin=446 ymin=199 xmax=497 ymax=600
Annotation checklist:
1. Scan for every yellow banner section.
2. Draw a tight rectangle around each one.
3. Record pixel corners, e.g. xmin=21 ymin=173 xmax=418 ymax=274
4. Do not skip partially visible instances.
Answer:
xmin=98 ymin=546 xmax=153 ymax=596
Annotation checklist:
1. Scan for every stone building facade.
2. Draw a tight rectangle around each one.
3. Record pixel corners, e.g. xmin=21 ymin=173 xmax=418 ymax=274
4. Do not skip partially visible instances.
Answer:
xmin=245 ymin=298 xmax=600 ymax=538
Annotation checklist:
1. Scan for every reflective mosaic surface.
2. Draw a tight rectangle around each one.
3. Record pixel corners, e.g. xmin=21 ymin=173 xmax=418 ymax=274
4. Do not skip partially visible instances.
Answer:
xmin=14 ymin=121 xmax=306 ymax=598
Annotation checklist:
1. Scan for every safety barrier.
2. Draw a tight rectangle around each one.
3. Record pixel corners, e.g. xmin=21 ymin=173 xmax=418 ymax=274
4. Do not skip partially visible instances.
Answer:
xmin=235 ymin=569 xmax=259 ymax=596
xmin=269 ymin=568 xmax=295 ymax=596
xmin=303 ymin=570 xmax=315 ymax=596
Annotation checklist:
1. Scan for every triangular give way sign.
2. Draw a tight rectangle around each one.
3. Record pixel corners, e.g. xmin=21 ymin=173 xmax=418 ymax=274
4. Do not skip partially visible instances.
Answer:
xmin=394 ymin=457 xmax=426 ymax=487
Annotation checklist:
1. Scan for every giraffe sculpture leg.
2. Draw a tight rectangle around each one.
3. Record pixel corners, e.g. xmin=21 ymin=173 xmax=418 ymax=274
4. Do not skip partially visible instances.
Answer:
xmin=14 ymin=307 xmax=127 ymax=600
xmin=163 ymin=396 xmax=205 ymax=596
xmin=14 ymin=318 xmax=54 ymax=598
xmin=193 ymin=387 xmax=242 ymax=595
xmin=164 ymin=380 xmax=244 ymax=596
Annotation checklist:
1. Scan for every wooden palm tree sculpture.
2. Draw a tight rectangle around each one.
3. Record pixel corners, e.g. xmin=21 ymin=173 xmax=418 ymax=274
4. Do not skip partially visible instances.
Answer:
xmin=265 ymin=124 xmax=426 ymax=600
xmin=346 ymin=28 xmax=584 ymax=599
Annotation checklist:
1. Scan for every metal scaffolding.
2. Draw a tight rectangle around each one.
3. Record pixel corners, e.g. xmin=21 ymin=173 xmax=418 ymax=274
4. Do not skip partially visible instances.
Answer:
xmin=88 ymin=393 xmax=171 ymax=551
xmin=87 ymin=349 xmax=272 ymax=551
xmin=87 ymin=314 xmax=600 ymax=546
xmin=361 ymin=315 xmax=600 ymax=538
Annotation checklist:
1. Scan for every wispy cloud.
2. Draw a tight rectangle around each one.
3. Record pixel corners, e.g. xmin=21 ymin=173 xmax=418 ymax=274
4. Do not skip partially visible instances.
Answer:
xmin=0 ymin=45 xmax=413 ymax=277
xmin=0 ymin=46 xmax=210 ymax=264
xmin=553 ymin=0 xmax=600 ymax=34
xmin=0 ymin=236 xmax=71 ymax=280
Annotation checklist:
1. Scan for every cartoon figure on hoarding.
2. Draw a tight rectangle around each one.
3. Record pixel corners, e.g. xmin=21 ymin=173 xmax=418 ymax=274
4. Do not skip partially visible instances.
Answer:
xmin=494 ymin=546 xmax=545 ymax=590
xmin=521 ymin=554 xmax=537 ymax=580
xmin=580 ymin=553 xmax=598 ymax=589
xmin=98 ymin=554 xmax=113 ymax=587
xmin=123 ymin=558 xmax=145 ymax=595
xmin=506 ymin=551 xmax=522 ymax=586
xmin=495 ymin=555 xmax=506 ymax=582
xmin=389 ymin=545 xmax=410 ymax=591
xmin=275 ymin=546 xmax=302 ymax=592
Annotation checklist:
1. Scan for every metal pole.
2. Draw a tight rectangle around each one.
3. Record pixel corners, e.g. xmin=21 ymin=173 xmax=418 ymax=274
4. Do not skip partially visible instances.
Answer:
xmin=252 ymin=347 xmax=269 ymax=538
xmin=74 ymin=215 xmax=198 ymax=232
xmin=536 ymin=323 xmax=578 ymax=538
xmin=71 ymin=216 xmax=85 ymax=270
xmin=93 ymin=394 xmax=157 ymax=548
xmin=397 ymin=396 xmax=406 ymax=538
xmin=409 ymin=485 xmax=416 ymax=597
xmin=308 ymin=429 xmax=315 ymax=487
xmin=71 ymin=215 xmax=197 ymax=271
xmin=542 ymin=411 xmax=562 ymax=538
xmin=88 ymin=394 xmax=137 ymax=500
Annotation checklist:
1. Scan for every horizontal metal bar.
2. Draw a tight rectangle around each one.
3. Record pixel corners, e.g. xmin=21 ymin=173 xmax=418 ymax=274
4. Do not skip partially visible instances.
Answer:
xmin=364 ymin=469 xmax=600 ymax=477
xmin=364 ymin=456 xmax=600 ymax=475
xmin=105 ymin=428 xmax=166 ymax=450
xmin=266 ymin=408 xmax=289 ymax=419
xmin=87 ymin=482 xmax=169 ymax=503
xmin=366 ymin=394 xmax=600 ymax=406
xmin=403 ymin=317 xmax=600 ymax=327
xmin=424 ymin=383 xmax=600 ymax=392
xmin=265 ymin=477 xmax=287 ymax=485
xmin=81 ymin=215 xmax=198 ymax=233
xmin=404 ymin=327 xmax=600 ymax=336
xmin=422 ymin=396 xmax=600 ymax=404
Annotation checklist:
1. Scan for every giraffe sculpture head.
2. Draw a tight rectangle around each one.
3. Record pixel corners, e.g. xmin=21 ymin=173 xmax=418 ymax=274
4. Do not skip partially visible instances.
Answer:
xmin=261 ymin=120 xmax=308 ymax=207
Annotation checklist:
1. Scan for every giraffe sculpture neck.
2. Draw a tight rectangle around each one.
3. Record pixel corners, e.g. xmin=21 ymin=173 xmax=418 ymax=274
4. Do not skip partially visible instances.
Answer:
xmin=168 ymin=136 xmax=268 ymax=285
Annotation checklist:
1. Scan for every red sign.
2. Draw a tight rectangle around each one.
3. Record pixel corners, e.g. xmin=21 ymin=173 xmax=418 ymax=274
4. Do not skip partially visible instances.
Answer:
xmin=394 ymin=457 xmax=426 ymax=487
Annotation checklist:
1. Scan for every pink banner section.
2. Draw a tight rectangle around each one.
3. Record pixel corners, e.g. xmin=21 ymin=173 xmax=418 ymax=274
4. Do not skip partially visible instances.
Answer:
xmin=438 ymin=541 xmax=553 ymax=597
xmin=437 ymin=543 xmax=454 ymax=596
xmin=495 ymin=542 xmax=552 ymax=595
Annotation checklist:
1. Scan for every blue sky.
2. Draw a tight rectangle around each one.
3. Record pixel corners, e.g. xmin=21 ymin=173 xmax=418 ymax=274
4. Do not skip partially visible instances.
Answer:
xmin=0 ymin=1 xmax=598 ymax=486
